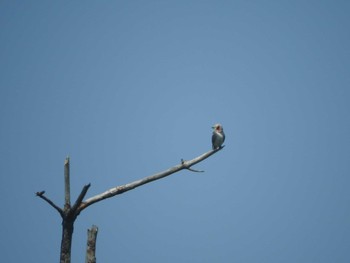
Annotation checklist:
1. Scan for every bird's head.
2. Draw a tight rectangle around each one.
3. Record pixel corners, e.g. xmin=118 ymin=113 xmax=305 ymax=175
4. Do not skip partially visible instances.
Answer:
xmin=212 ymin=123 xmax=223 ymax=132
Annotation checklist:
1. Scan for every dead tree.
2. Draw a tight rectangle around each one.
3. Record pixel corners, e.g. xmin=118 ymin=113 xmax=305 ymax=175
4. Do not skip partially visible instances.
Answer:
xmin=36 ymin=147 xmax=224 ymax=263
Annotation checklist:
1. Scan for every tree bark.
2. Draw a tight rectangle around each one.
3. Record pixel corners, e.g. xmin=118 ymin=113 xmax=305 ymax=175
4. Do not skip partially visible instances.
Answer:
xmin=60 ymin=218 xmax=74 ymax=263
xmin=85 ymin=225 xmax=98 ymax=263
xmin=60 ymin=157 xmax=73 ymax=263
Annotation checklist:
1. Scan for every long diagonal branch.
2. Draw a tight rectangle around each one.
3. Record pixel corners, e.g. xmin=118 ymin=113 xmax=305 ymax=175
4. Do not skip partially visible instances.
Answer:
xmin=78 ymin=147 xmax=223 ymax=212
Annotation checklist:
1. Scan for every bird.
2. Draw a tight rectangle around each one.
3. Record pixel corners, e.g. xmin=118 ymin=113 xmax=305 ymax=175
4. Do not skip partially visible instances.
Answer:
xmin=212 ymin=123 xmax=225 ymax=150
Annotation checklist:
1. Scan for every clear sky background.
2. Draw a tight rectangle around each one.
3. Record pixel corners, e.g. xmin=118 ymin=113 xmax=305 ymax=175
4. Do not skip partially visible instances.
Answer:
xmin=1 ymin=1 xmax=349 ymax=262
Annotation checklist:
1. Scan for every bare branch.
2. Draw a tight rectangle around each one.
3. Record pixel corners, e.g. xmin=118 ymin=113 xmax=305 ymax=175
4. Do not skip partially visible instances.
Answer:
xmin=71 ymin=184 xmax=91 ymax=215
xmin=36 ymin=191 xmax=64 ymax=217
xmin=186 ymin=167 xmax=204 ymax=172
xmin=64 ymin=156 xmax=71 ymax=209
xmin=78 ymin=147 xmax=223 ymax=212
xmin=181 ymin=159 xmax=204 ymax=172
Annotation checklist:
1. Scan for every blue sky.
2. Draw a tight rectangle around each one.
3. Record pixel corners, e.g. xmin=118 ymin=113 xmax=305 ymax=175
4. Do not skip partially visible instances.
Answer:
xmin=1 ymin=1 xmax=350 ymax=262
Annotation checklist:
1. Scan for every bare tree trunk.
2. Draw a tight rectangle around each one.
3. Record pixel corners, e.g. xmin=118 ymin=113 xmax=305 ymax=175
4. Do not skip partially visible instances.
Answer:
xmin=60 ymin=157 xmax=73 ymax=263
xmin=85 ymin=225 xmax=98 ymax=263
xmin=60 ymin=218 xmax=74 ymax=263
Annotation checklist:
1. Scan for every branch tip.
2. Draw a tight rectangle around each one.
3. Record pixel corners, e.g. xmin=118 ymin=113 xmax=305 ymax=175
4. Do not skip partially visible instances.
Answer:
xmin=36 ymin=191 xmax=45 ymax=196
xmin=186 ymin=167 xmax=205 ymax=173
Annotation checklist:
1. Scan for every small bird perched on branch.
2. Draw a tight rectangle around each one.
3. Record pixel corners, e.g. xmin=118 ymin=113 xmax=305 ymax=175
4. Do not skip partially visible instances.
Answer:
xmin=212 ymin=123 xmax=225 ymax=149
